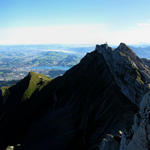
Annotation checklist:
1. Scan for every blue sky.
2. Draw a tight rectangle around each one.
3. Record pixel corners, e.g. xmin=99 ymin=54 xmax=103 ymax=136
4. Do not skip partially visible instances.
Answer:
xmin=1 ymin=0 xmax=150 ymax=45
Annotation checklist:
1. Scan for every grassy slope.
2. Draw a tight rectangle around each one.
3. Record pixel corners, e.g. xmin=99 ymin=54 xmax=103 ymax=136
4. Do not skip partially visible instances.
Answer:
xmin=0 ymin=72 xmax=52 ymax=150
xmin=0 ymin=71 xmax=52 ymax=106
xmin=23 ymin=72 xmax=51 ymax=100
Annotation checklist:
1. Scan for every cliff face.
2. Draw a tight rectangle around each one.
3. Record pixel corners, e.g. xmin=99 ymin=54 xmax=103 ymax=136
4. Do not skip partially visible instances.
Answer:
xmin=0 ymin=43 xmax=150 ymax=150
xmin=120 ymin=92 xmax=150 ymax=150
xmin=96 ymin=43 xmax=150 ymax=105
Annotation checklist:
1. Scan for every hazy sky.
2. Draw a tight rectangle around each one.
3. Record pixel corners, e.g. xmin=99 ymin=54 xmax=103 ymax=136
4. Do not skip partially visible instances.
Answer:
xmin=1 ymin=0 xmax=150 ymax=45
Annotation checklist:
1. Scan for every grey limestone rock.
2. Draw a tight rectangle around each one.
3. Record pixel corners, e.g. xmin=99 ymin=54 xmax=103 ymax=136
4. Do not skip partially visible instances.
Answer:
xmin=120 ymin=92 xmax=150 ymax=150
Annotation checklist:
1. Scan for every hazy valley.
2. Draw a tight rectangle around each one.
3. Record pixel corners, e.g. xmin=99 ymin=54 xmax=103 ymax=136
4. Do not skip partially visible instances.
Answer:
xmin=0 ymin=44 xmax=93 ymax=86
xmin=1 ymin=44 xmax=150 ymax=87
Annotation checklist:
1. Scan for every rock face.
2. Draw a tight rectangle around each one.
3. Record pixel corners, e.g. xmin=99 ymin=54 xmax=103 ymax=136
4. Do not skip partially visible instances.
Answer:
xmin=96 ymin=43 xmax=150 ymax=105
xmin=98 ymin=134 xmax=120 ymax=150
xmin=0 ymin=43 xmax=149 ymax=150
xmin=120 ymin=92 xmax=150 ymax=150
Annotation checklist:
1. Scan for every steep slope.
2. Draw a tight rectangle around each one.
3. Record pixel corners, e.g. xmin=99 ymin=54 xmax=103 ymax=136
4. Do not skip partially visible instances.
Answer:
xmin=142 ymin=58 xmax=150 ymax=68
xmin=0 ymin=43 xmax=149 ymax=150
xmin=120 ymin=92 xmax=150 ymax=150
xmin=0 ymin=72 xmax=51 ymax=149
xmin=96 ymin=43 xmax=150 ymax=105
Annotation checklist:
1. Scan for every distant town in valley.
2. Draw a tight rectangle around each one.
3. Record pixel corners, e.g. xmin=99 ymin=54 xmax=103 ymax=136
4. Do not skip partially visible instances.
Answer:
xmin=0 ymin=44 xmax=150 ymax=87
xmin=0 ymin=44 xmax=94 ymax=86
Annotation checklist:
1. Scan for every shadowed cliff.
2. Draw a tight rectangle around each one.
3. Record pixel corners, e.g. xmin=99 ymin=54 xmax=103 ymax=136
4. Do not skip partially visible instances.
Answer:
xmin=1 ymin=43 xmax=150 ymax=150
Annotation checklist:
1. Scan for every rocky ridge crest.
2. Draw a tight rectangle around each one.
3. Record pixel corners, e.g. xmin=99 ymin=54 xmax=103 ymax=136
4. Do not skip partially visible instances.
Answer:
xmin=0 ymin=43 xmax=150 ymax=150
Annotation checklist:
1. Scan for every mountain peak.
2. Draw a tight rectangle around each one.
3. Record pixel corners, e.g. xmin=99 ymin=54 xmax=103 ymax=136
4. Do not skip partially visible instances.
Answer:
xmin=95 ymin=43 xmax=113 ymax=55
xmin=118 ymin=42 xmax=129 ymax=49
xmin=28 ymin=71 xmax=50 ymax=81
xmin=96 ymin=43 xmax=108 ymax=50
xmin=116 ymin=42 xmax=137 ymax=56
xmin=91 ymin=43 xmax=150 ymax=105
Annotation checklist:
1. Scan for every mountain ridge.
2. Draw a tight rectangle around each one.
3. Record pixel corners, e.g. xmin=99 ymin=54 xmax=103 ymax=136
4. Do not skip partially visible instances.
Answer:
xmin=0 ymin=43 xmax=150 ymax=150
xmin=96 ymin=43 xmax=150 ymax=105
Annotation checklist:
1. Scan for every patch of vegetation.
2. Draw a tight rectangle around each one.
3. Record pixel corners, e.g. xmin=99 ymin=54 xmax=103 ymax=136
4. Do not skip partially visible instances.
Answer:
xmin=128 ymin=67 xmax=144 ymax=84
xmin=5 ymin=146 xmax=14 ymax=150
xmin=147 ymin=84 xmax=150 ymax=88
xmin=23 ymin=72 xmax=51 ymax=100
xmin=136 ymin=75 xmax=144 ymax=84
xmin=135 ymin=69 xmax=144 ymax=84
xmin=1 ymin=86 xmax=9 ymax=97
xmin=119 ymin=51 xmax=126 ymax=56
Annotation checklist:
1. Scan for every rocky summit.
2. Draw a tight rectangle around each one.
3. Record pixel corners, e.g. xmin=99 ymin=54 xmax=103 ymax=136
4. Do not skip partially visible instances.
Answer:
xmin=1 ymin=43 xmax=150 ymax=150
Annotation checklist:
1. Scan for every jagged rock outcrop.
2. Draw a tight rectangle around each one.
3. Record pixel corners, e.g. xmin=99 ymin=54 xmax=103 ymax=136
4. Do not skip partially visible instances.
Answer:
xmin=97 ymin=134 xmax=120 ymax=150
xmin=96 ymin=43 xmax=150 ymax=105
xmin=120 ymin=92 xmax=150 ymax=150
xmin=142 ymin=58 xmax=150 ymax=68
xmin=0 ymin=43 xmax=149 ymax=150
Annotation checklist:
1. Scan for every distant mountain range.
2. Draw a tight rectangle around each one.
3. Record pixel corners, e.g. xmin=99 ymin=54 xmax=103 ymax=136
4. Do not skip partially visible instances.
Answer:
xmin=1 ymin=43 xmax=150 ymax=150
